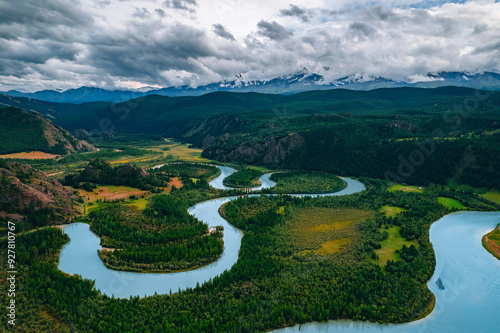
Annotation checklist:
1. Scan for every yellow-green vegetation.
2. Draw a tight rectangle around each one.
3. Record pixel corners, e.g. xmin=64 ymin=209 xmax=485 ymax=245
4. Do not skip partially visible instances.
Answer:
xmin=0 ymin=151 xmax=60 ymax=159
xmin=270 ymin=171 xmax=347 ymax=194
xmin=78 ymin=185 xmax=149 ymax=203
xmin=125 ymin=198 xmax=149 ymax=210
xmin=482 ymin=189 xmax=500 ymax=205
xmin=110 ymin=156 xmax=160 ymax=165
xmin=143 ymin=138 xmax=212 ymax=162
xmin=316 ymin=238 xmax=351 ymax=255
xmin=290 ymin=207 xmax=374 ymax=258
xmin=437 ymin=197 xmax=467 ymax=210
xmin=387 ymin=184 xmax=424 ymax=193
xmin=374 ymin=226 xmax=418 ymax=265
xmin=482 ymin=225 xmax=500 ymax=260
xmin=379 ymin=205 xmax=406 ymax=217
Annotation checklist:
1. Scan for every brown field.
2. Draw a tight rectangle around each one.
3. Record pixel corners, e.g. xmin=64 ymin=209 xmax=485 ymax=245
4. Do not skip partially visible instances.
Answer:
xmin=290 ymin=207 xmax=375 ymax=257
xmin=0 ymin=151 xmax=59 ymax=159
xmin=78 ymin=185 xmax=149 ymax=203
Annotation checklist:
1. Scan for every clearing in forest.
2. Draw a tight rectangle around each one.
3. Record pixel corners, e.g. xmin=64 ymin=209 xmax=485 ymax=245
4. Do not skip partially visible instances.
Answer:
xmin=374 ymin=226 xmax=417 ymax=265
xmin=387 ymin=184 xmax=424 ymax=193
xmin=437 ymin=197 xmax=467 ymax=210
xmin=291 ymin=207 xmax=374 ymax=257
xmin=379 ymin=205 xmax=406 ymax=217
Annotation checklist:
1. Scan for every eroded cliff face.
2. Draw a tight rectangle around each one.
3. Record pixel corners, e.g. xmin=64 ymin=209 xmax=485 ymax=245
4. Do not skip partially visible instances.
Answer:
xmin=201 ymin=132 xmax=305 ymax=166
xmin=182 ymin=115 xmax=249 ymax=144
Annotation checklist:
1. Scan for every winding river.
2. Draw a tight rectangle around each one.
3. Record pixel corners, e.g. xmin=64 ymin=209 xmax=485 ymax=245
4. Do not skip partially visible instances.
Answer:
xmin=58 ymin=165 xmax=500 ymax=332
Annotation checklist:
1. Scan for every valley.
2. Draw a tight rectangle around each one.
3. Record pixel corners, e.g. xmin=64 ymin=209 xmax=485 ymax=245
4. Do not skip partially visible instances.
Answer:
xmin=1 ymin=87 xmax=499 ymax=333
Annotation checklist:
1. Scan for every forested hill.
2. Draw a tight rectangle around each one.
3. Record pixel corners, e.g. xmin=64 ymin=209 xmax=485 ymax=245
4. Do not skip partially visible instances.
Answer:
xmin=1 ymin=88 xmax=499 ymax=189
xmin=1 ymin=87 xmax=499 ymax=137
xmin=0 ymin=106 xmax=96 ymax=155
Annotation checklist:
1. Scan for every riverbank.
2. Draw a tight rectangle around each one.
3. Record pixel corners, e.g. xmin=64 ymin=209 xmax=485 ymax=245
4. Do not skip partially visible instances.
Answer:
xmin=482 ymin=225 xmax=500 ymax=260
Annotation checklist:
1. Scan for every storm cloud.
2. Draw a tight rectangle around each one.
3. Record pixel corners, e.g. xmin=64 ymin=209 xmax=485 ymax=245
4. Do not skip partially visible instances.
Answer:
xmin=279 ymin=4 xmax=310 ymax=22
xmin=257 ymin=20 xmax=294 ymax=40
xmin=212 ymin=24 xmax=235 ymax=41
xmin=0 ymin=0 xmax=499 ymax=92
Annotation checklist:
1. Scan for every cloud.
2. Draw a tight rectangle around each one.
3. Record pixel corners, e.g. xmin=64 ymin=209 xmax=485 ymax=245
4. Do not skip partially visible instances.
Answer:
xmin=348 ymin=22 xmax=376 ymax=38
xmin=155 ymin=8 xmax=166 ymax=17
xmin=0 ymin=0 xmax=499 ymax=92
xmin=257 ymin=20 xmax=293 ymax=40
xmin=279 ymin=4 xmax=310 ymax=22
xmin=212 ymin=24 xmax=235 ymax=41
xmin=132 ymin=8 xmax=151 ymax=19
xmin=163 ymin=0 xmax=198 ymax=13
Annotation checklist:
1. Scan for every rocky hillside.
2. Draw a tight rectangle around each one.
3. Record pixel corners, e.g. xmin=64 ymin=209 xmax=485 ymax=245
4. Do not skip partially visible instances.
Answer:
xmin=202 ymin=132 xmax=305 ymax=166
xmin=0 ymin=161 xmax=79 ymax=227
xmin=0 ymin=106 xmax=96 ymax=155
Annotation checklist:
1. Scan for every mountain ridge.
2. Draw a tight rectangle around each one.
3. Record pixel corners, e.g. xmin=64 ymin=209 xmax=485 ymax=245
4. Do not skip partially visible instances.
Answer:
xmin=3 ymin=71 xmax=500 ymax=104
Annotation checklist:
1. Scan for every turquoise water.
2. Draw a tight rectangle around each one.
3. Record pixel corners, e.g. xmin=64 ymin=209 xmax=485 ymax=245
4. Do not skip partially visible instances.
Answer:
xmin=273 ymin=211 xmax=500 ymax=333
xmin=58 ymin=166 xmax=500 ymax=332
xmin=58 ymin=166 xmax=363 ymax=298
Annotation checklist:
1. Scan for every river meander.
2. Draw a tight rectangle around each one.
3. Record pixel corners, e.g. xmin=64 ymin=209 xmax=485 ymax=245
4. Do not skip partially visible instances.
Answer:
xmin=58 ymin=166 xmax=500 ymax=332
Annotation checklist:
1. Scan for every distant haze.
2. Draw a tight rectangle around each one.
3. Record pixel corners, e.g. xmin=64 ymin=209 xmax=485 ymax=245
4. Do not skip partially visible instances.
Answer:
xmin=0 ymin=0 xmax=499 ymax=92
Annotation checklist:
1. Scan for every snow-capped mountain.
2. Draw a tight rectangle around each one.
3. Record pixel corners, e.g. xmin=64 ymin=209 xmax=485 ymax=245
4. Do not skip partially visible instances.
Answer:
xmin=2 ymin=71 xmax=500 ymax=104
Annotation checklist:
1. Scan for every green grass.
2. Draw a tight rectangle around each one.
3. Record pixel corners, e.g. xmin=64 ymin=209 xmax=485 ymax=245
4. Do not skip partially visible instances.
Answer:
xmin=379 ymin=205 xmax=406 ymax=217
xmin=482 ymin=189 xmax=500 ymax=205
xmin=125 ymin=198 xmax=149 ymax=210
xmin=374 ymin=226 xmax=417 ymax=265
xmin=437 ymin=197 xmax=467 ymax=210
xmin=146 ymin=139 xmax=212 ymax=162
xmin=387 ymin=184 xmax=424 ymax=193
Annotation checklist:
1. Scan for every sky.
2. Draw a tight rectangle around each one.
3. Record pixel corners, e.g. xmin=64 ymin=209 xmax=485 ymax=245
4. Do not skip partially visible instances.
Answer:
xmin=0 ymin=0 xmax=499 ymax=92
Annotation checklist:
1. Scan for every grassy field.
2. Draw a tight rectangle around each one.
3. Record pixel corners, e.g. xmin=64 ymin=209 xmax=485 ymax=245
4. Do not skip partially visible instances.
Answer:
xmin=482 ymin=226 xmax=500 ymax=260
xmin=125 ymin=198 xmax=149 ymax=210
xmin=437 ymin=197 xmax=467 ymax=210
xmin=379 ymin=205 xmax=406 ymax=217
xmin=0 ymin=151 xmax=59 ymax=159
xmin=482 ymin=189 xmax=500 ymax=205
xmin=78 ymin=177 xmax=182 ymax=213
xmin=142 ymin=138 xmax=212 ymax=162
xmin=387 ymin=184 xmax=424 ymax=193
xmin=374 ymin=226 xmax=418 ymax=265
xmin=78 ymin=185 xmax=149 ymax=203
xmin=110 ymin=156 xmax=160 ymax=165
xmin=290 ymin=207 xmax=374 ymax=258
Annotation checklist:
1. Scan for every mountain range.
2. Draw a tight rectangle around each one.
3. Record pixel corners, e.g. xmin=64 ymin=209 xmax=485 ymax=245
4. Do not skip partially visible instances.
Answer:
xmin=2 ymin=71 xmax=500 ymax=104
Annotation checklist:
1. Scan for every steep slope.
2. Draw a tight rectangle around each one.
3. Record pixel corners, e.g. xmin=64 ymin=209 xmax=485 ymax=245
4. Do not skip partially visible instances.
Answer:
xmin=0 ymin=161 xmax=79 ymax=226
xmin=0 ymin=106 xmax=96 ymax=155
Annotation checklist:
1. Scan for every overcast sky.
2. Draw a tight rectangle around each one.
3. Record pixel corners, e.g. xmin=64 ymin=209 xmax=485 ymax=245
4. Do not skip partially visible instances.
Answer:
xmin=0 ymin=0 xmax=499 ymax=92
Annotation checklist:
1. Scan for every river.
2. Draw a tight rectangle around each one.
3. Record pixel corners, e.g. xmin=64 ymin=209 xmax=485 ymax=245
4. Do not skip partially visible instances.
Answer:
xmin=58 ymin=166 xmax=500 ymax=332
